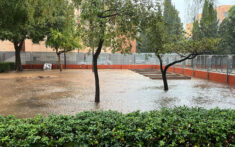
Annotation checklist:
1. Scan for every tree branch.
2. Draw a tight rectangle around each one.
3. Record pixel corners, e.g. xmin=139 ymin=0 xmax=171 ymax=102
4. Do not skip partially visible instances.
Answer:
xmin=99 ymin=13 xmax=118 ymax=18
xmin=164 ymin=53 xmax=198 ymax=72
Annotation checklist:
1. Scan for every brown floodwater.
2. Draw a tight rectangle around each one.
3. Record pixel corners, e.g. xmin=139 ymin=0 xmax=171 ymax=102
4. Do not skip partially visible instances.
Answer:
xmin=0 ymin=69 xmax=234 ymax=118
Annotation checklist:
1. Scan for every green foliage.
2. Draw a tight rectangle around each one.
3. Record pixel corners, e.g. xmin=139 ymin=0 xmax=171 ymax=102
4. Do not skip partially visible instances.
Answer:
xmin=192 ymin=0 xmax=218 ymax=40
xmin=200 ymin=0 xmax=218 ymax=38
xmin=45 ymin=0 xmax=81 ymax=54
xmin=137 ymin=1 xmax=184 ymax=53
xmin=0 ymin=62 xmax=15 ymax=72
xmin=0 ymin=107 xmax=234 ymax=146
xmin=137 ymin=5 xmax=168 ymax=53
xmin=46 ymin=29 xmax=81 ymax=53
xmin=163 ymin=0 xmax=183 ymax=42
xmin=192 ymin=20 xmax=201 ymax=40
xmin=163 ymin=38 xmax=221 ymax=54
xmin=0 ymin=0 xmax=64 ymax=71
xmin=136 ymin=32 xmax=151 ymax=53
xmin=0 ymin=0 xmax=48 ymax=43
xmin=75 ymin=0 xmax=141 ymax=54
xmin=219 ymin=6 xmax=235 ymax=54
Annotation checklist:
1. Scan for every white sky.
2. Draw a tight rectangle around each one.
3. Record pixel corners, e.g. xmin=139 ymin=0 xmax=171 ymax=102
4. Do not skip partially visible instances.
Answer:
xmin=171 ymin=0 xmax=235 ymax=27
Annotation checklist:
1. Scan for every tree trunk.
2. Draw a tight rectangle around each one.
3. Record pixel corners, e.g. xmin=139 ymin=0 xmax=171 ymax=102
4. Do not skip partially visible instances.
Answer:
xmin=93 ymin=54 xmax=99 ymax=103
xmin=93 ymin=39 xmax=104 ymax=103
xmin=64 ymin=52 xmax=67 ymax=69
xmin=15 ymin=47 xmax=23 ymax=71
xmin=57 ymin=53 xmax=62 ymax=72
xmin=92 ymin=47 xmax=94 ymax=72
xmin=157 ymin=55 xmax=169 ymax=91
xmin=13 ymin=40 xmax=24 ymax=72
xmin=156 ymin=53 xmax=198 ymax=91
xmin=162 ymin=70 xmax=169 ymax=91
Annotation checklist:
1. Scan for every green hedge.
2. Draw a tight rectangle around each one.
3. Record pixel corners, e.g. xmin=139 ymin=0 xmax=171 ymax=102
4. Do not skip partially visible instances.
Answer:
xmin=0 ymin=107 xmax=234 ymax=146
xmin=0 ymin=62 xmax=15 ymax=72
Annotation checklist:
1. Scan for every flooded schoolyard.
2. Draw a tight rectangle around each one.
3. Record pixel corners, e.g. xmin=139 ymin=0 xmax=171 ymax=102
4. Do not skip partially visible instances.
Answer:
xmin=0 ymin=69 xmax=234 ymax=118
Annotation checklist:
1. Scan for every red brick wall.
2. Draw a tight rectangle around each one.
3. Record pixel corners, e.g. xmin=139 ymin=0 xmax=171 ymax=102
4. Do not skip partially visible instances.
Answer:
xmin=184 ymin=69 xmax=194 ymax=77
xmin=168 ymin=67 xmax=174 ymax=72
xmin=228 ymin=76 xmax=235 ymax=86
xmin=209 ymin=72 xmax=227 ymax=84
xmin=194 ymin=70 xmax=208 ymax=79
xmin=174 ymin=67 xmax=183 ymax=74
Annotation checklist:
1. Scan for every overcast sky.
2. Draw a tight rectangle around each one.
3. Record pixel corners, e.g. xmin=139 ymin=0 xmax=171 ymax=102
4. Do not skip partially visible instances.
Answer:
xmin=171 ymin=0 xmax=235 ymax=27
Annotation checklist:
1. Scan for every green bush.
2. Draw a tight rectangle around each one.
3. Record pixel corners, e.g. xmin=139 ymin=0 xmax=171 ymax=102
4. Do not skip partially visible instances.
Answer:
xmin=0 ymin=107 xmax=234 ymax=146
xmin=0 ymin=62 xmax=15 ymax=72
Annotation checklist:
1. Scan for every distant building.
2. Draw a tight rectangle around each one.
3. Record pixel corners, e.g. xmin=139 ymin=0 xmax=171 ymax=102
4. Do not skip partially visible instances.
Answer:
xmin=185 ymin=5 xmax=233 ymax=37
xmin=0 ymin=7 xmax=137 ymax=53
xmin=185 ymin=23 xmax=194 ymax=38
xmin=0 ymin=39 xmax=136 ymax=53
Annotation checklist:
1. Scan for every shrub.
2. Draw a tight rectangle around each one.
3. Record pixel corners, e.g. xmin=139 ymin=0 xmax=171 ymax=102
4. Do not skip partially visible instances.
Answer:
xmin=0 ymin=62 xmax=15 ymax=72
xmin=0 ymin=107 xmax=234 ymax=146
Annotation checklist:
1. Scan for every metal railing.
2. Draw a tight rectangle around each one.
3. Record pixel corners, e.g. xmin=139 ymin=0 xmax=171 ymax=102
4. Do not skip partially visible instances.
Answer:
xmin=0 ymin=52 xmax=234 ymax=74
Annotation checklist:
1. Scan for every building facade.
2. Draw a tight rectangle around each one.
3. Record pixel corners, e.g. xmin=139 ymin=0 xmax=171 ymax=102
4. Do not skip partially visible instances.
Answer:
xmin=0 ymin=39 xmax=136 ymax=53
xmin=185 ymin=5 xmax=233 ymax=37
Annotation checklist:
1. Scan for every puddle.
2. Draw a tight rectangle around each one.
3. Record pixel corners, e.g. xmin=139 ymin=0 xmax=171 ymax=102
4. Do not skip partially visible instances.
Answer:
xmin=0 ymin=69 xmax=234 ymax=118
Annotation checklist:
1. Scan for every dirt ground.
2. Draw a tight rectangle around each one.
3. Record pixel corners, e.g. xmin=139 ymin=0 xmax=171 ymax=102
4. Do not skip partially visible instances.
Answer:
xmin=0 ymin=69 xmax=234 ymax=118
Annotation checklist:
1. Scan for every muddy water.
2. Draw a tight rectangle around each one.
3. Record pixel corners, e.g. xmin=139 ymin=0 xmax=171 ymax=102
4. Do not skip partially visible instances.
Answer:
xmin=0 ymin=70 xmax=234 ymax=118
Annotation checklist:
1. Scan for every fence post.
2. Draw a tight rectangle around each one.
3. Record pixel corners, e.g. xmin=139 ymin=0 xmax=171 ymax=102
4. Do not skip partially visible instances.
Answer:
xmin=226 ymin=55 xmax=232 ymax=84
xmin=204 ymin=55 xmax=206 ymax=70
xmin=207 ymin=56 xmax=211 ymax=80
xmin=173 ymin=56 xmax=176 ymax=73
xmin=193 ymin=57 xmax=195 ymax=77
xmin=182 ymin=61 xmax=185 ymax=74
xmin=134 ymin=54 xmax=136 ymax=69
xmin=221 ymin=56 xmax=223 ymax=72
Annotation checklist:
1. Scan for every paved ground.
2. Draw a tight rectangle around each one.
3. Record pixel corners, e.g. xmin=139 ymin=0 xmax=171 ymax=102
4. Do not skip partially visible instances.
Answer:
xmin=0 ymin=69 xmax=234 ymax=118
xmin=131 ymin=69 xmax=191 ymax=80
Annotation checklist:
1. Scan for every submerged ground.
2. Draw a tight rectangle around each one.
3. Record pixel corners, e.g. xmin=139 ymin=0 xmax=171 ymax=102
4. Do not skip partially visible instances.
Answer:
xmin=0 ymin=69 xmax=234 ymax=118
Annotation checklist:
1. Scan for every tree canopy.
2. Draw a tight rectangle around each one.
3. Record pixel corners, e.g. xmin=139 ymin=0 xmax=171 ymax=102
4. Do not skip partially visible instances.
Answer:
xmin=0 ymin=0 xmax=68 ymax=71
xmin=218 ymin=6 xmax=235 ymax=54
xmin=45 ymin=0 xmax=81 ymax=71
xmin=74 ymin=0 xmax=142 ymax=53
xmin=137 ymin=0 xmax=183 ymax=53
xmin=163 ymin=0 xmax=183 ymax=42
xmin=45 ymin=0 xmax=80 ymax=51
xmin=192 ymin=0 xmax=218 ymax=40
xmin=137 ymin=5 xmax=167 ymax=53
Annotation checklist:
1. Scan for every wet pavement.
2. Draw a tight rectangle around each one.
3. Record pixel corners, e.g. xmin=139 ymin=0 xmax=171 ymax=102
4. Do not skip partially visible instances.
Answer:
xmin=131 ymin=69 xmax=191 ymax=80
xmin=0 ymin=69 xmax=234 ymax=118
